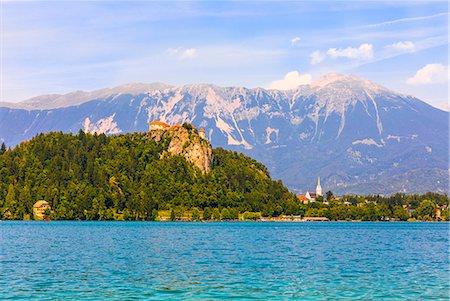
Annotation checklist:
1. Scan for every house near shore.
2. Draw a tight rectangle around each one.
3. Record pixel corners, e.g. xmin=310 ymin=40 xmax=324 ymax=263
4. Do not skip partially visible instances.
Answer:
xmin=33 ymin=200 xmax=51 ymax=220
xmin=306 ymin=191 xmax=318 ymax=200
xmin=297 ymin=195 xmax=309 ymax=203
xmin=298 ymin=177 xmax=323 ymax=203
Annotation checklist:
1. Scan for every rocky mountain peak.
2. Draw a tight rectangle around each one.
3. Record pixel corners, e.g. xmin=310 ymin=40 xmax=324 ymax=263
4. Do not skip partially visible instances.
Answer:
xmin=310 ymin=73 xmax=391 ymax=94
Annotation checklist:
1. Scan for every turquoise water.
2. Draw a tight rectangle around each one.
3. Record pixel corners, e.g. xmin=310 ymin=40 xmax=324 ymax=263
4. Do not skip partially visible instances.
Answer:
xmin=1 ymin=222 xmax=449 ymax=300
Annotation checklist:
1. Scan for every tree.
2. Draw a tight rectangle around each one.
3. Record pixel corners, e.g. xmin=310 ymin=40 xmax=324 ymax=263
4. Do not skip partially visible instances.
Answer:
xmin=393 ymin=206 xmax=409 ymax=221
xmin=18 ymin=186 xmax=32 ymax=216
xmin=44 ymin=207 xmax=51 ymax=218
xmin=170 ymin=208 xmax=176 ymax=221
xmin=203 ymin=207 xmax=212 ymax=220
xmin=229 ymin=208 xmax=239 ymax=220
xmin=182 ymin=123 xmax=193 ymax=130
xmin=4 ymin=184 xmax=17 ymax=219
xmin=191 ymin=208 xmax=201 ymax=221
xmin=122 ymin=208 xmax=131 ymax=220
xmin=151 ymin=209 xmax=159 ymax=221
xmin=414 ymin=200 xmax=436 ymax=220
xmin=325 ymin=191 xmax=334 ymax=201
xmin=242 ymin=211 xmax=261 ymax=220
xmin=363 ymin=202 xmax=379 ymax=221
xmin=212 ymin=208 xmax=221 ymax=220
xmin=0 ymin=142 xmax=6 ymax=155
xmin=377 ymin=203 xmax=391 ymax=220
xmin=441 ymin=208 xmax=449 ymax=221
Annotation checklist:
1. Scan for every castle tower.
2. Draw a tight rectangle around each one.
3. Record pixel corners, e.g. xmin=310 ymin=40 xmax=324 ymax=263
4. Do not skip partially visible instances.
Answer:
xmin=316 ymin=176 xmax=322 ymax=196
xmin=199 ymin=128 xmax=206 ymax=139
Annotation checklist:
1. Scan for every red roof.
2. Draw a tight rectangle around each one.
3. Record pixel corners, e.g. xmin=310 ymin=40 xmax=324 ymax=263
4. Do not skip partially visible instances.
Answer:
xmin=297 ymin=195 xmax=309 ymax=201
xmin=199 ymin=128 xmax=205 ymax=132
xmin=150 ymin=121 xmax=170 ymax=127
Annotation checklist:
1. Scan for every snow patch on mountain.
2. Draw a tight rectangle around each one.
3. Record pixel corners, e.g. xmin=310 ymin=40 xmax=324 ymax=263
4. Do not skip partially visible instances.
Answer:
xmin=23 ymin=112 xmax=41 ymax=135
xmin=299 ymin=132 xmax=311 ymax=140
xmin=159 ymin=92 xmax=184 ymax=123
xmin=265 ymin=127 xmax=279 ymax=144
xmin=83 ymin=114 xmax=121 ymax=134
xmin=346 ymin=148 xmax=363 ymax=164
xmin=352 ymin=138 xmax=384 ymax=147
xmin=291 ymin=116 xmax=304 ymax=125
xmin=215 ymin=115 xmax=233 ymax=134
xmin=387 ymin=135 xmax=401 ymax=142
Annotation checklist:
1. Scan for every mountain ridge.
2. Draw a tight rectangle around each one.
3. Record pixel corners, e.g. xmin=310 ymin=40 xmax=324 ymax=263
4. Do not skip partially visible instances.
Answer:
xmin=0 ymin=73 xmax=447 ymax=195
xmin=0 ymin=73 xmax=417 ymax=110
xmin=0 ymin=82 xmax=173 ymax=110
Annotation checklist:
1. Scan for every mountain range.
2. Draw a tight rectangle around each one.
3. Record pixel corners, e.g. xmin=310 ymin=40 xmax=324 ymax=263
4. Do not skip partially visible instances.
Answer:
xmin=1 ymin=73 xmax=448 ymax=195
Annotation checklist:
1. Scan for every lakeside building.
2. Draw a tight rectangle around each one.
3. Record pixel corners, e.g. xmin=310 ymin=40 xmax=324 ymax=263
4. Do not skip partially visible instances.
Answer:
xmin=305 ymin=191 xmax=318 ymax=201
xmin=33 ymin=200 xmax=50 ymax=220
xmin=297 ymin=195 xmax=309 ymax=203
xmin=298 ymin=177 xmax=323 ymax=203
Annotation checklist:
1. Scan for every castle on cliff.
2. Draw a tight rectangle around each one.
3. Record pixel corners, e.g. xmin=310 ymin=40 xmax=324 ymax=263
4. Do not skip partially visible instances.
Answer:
xmin=149 ymin=121 xmax=206 ymax=139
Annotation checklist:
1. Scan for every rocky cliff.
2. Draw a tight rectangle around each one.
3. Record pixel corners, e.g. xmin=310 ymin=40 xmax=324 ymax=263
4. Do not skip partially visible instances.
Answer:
xmin=147 ymin=125 xmax=212 ymax=174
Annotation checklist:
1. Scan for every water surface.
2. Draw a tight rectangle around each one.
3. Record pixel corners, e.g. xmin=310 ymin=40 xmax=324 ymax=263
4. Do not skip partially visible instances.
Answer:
xmin=1 ymin=222 xmax=448 ymax=300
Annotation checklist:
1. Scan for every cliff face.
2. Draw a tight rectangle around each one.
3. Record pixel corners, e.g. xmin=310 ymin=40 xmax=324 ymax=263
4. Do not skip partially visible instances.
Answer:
xmin=147 ymin=126 xmax=212 ymax=174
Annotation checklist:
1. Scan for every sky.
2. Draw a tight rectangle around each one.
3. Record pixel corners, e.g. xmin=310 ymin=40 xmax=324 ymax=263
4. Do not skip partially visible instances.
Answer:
xmin=1 ymin=1 xmax=448 ymax=110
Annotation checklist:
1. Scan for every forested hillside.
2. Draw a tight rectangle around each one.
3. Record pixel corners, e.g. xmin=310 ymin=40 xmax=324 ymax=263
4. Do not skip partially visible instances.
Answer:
xmin=0 ymin=130 xmax=296 ymax=220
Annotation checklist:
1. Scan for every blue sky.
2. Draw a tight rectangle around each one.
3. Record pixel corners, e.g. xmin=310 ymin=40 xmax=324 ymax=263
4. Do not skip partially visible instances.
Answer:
xmin=2 ymin=1 xmax=448 ymax=109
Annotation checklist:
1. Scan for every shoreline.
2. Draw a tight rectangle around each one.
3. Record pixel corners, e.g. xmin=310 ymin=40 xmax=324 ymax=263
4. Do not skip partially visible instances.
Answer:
xmin=1 ymin=219 xmax=448 ymax=223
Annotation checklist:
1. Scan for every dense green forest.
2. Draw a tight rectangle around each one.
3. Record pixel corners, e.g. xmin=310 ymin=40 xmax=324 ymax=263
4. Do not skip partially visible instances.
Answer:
xmin=0 ymin=130 xmax=448 ymax=221
xmin=0 ymin=130 xmax=296 ymax=220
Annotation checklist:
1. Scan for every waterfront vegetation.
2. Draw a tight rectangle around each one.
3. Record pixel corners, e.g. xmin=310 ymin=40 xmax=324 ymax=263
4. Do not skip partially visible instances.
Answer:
xmin=301 ymin=194 xmax=448 ymax=222
xmin=0 ymin=131 xmax=448 ymax=221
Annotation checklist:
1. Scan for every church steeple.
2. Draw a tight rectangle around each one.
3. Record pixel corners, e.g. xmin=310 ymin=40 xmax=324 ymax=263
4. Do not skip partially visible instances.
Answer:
xmin=316 ymin=176 xmax=322 ymax=196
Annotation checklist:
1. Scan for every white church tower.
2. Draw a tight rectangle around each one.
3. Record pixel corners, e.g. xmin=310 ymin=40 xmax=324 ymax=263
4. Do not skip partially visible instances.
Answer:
xmin=316 ymin=176 xmax=322 ymax=196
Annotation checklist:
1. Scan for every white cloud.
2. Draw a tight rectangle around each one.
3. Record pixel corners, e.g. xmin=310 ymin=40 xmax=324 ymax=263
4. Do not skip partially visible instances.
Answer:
xmin=406 ymin=63 xmax=449 ymax=85
xmin=269 ymin=71 xmax=312 ymax=90
xmin=180 ymin=48 xmax=197 ymax=59
xmin=290 ymin=36 xmax=301 ymax=47
xmin=327 ymin=43 xmax=373 ymax=60
xmin=310 ymin=50 xmax=325 ymax=65
xmin=310 ymin=43 xmax=373 ymax=65
xmin=167 ymin=47 xmax=197 ymax=60
xmin=385 ymin=41 xmax=415 ymax=53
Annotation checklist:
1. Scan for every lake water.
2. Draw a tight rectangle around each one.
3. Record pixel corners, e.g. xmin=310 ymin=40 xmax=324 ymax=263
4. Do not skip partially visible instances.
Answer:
xmin=1 ymin=221 xmax=449 ymax=300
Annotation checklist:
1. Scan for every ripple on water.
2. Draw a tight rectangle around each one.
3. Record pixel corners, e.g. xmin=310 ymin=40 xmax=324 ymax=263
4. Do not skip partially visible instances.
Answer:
xmin=0 ymin=221 xmax=449 ymax=300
